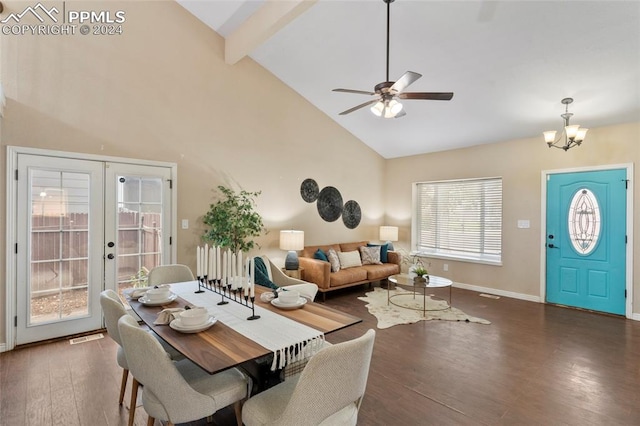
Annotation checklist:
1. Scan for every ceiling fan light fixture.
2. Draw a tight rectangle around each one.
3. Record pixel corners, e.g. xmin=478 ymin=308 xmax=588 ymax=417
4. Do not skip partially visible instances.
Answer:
xmin=388 ymin=99 xmax=403 ymax=116
xmin=371 ymin=101 xmax=384 ymax=117
xmin=371 ymin=99 xmax=403 ymax=118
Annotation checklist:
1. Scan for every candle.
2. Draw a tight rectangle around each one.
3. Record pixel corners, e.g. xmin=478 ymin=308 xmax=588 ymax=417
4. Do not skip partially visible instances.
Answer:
xmin=244 ymin=257 xmax=250 ymax=296
xmin=216 ymin=247 xmax=221 ymax=280
xmin=250 ymin=258 xmax=255 ymax=297
xmin=196 ymin=245 xmax=201 ymax=277
xmin=222 ymin=250 xmax=227 ymax=284
xmin=209 ymin=246 xmax=216 ymax=280
xmin=203 ymin=244 xmax=209 ymax=277
xmin=231 ymin=252 xmax=236 ymax=289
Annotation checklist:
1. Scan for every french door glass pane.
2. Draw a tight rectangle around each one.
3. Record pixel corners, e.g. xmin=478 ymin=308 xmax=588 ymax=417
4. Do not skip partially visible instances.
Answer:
xmin=29 ymin=170 xmax=90 ymax=325
xmin=116 ymin=175 xmax=163 ymax=294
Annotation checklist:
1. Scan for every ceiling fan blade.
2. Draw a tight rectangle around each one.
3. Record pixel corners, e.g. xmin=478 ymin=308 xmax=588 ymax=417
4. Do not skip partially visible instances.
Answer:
xmin=398 ymin=92 xmax=454 ymax=101
xmin=389 ymin=71 xmax=422 ymax=93
xmin=332 ymin=88 xmax=376 ymax=96
xmin=339 ymin=99 xmax=379 ymax=115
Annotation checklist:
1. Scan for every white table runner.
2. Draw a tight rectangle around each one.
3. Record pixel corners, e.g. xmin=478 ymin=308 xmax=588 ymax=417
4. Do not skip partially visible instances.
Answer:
xmin=171 ymin=281 xmax=325 ymax=370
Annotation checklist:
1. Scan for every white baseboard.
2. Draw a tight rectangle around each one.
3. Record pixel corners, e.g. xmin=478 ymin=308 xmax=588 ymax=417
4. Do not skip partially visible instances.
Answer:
xmin=453 ymin=282 xmax=640 ymax=320
xmin=453 ymin=282 xmax=542 ymax=303
xmin=0 ymin=343 xmax=7 ymax=353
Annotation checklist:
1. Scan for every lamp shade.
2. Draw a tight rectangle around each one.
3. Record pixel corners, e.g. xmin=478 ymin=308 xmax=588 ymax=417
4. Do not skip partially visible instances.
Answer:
xmin=279 ymin=230 xmax=304 ymax=251
xmin=379 ymin=226 xmax=398 ymax=242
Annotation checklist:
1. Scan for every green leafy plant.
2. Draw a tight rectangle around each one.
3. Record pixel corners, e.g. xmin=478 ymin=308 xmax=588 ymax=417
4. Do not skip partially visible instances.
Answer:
xmin=203 ymin=185 xmax=266 ymax=252
xmin=130 ymin=266 xmax=149 ymax=288
xmin=414 ymin=266 xmax=428 ymax=277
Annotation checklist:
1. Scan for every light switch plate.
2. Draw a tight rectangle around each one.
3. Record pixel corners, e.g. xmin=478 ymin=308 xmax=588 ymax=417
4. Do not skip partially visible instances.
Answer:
xmin=181 ymin=219 xmax=189 ymax=229
xmin=517 ymin=220 xmax=530 ymax=229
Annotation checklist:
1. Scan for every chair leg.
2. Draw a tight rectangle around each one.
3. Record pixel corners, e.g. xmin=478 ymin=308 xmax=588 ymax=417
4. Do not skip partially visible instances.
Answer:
xmin=128 ymin=378 xmax=140 ymax=426
xmin=234 ymin=400 xmax=243 ymax=426
xmin=146 ymin=416 xmax=155 ymax=426
xmin=119 ymin=368 xmax=129 ymax=405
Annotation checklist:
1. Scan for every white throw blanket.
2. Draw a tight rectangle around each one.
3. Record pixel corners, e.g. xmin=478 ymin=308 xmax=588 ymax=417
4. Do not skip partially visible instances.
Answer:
xmin=171 ymin=281 xmax=325 ymax=370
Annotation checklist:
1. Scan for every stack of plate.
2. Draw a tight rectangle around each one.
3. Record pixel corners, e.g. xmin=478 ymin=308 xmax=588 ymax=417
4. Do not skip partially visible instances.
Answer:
xmin=170 ymin=316 xmax=217 ymax=333
xmin=271 ymin=297 xmax=307 ymax=310
xmin=138 ymin=292 xmax=178 ymax=306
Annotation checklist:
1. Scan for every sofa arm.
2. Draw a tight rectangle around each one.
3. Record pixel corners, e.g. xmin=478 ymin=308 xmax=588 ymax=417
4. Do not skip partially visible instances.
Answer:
xmin=299 ymin=257 xmax=331 ymax=290
xmin=387 ymin=250 xmax=401 ymax=266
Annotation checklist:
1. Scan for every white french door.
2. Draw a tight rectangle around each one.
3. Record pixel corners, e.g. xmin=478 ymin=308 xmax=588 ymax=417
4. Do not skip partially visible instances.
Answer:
xmin=10 ymin=149 xmax=175 ymax=346
xmin=104 ymin=163 xmax=173 ymax=300
xmin=16 ymin=155 xmax=104 ymax=344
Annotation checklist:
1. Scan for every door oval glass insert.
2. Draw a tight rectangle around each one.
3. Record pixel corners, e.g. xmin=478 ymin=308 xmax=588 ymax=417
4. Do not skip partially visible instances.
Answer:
xmin=568 ymin=188 xmax=601 ymax=255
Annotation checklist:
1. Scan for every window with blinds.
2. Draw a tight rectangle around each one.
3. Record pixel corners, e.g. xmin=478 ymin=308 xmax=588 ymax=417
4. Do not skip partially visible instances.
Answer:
xmin=414 ymin=177 xmax=502 ymax=264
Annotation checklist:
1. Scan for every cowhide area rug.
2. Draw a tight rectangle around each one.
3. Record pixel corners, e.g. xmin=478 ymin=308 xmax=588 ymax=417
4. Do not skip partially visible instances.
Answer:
xmin=358 ymin=287 xmax=491 ymax=329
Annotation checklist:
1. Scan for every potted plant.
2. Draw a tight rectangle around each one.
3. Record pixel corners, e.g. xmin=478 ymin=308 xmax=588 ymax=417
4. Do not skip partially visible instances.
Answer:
xmin=203 ymin=185 xmax=267 ymax=252
xmin=413 ymin=266 xmax=429 ymax=284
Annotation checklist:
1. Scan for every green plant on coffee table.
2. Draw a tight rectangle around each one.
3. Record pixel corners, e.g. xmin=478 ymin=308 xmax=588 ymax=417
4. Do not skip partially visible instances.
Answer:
xmin=414 ymin=266 xmax=428 ymax=277
xmin=203 ymin=185 xmax=267 ymax=253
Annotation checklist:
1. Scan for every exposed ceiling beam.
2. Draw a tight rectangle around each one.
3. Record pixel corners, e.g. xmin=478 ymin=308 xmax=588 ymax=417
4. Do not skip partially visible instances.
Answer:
xmin=225 ymin=0 xmax=317 ymax=65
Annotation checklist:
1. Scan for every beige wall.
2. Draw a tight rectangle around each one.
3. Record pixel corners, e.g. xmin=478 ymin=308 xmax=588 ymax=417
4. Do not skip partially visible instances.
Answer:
xmin=385 ymin=122 xmax=639 ymax=313
xmin=1 ymin=1 xmax=638 ymax=347
xmin=0 ymin=1 xmax=385 ymax=345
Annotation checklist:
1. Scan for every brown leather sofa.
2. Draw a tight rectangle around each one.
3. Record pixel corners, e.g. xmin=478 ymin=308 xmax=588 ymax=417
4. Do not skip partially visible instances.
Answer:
xmin=298 ymin=241 xmax=401 ymax=300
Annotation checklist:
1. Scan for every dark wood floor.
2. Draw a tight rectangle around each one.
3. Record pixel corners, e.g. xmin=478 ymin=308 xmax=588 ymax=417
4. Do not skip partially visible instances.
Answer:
xmin=2 ymin=284 xmax=640 ymax=425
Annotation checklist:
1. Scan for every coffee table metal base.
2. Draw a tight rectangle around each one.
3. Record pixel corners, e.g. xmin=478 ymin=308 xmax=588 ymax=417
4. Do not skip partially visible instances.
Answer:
xmin=387 ymin=274 xmax=453 ymax=317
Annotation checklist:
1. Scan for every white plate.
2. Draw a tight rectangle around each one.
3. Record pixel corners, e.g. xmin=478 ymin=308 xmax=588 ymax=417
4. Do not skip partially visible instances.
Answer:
xmin=271 ymin=297 xmax=307 ymax=310
xmin=138 ymin=293 xmax=177 ymax=306
xmin=169 ymin=316 xmax=217 ymax=333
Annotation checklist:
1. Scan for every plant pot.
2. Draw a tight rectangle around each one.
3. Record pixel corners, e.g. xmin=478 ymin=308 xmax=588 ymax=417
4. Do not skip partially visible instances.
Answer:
xmin=413 ymin=276 xmax=426 ymax=285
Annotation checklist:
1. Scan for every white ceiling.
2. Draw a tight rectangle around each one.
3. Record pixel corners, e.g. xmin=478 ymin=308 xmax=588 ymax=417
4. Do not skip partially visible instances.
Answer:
xmin=178 ymin=0 xmax=640 ymax=159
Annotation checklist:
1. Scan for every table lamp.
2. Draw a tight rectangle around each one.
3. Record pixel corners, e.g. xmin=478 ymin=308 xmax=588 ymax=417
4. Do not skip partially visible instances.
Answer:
xmin=280 ymin=230 xmax=305 ymax=270
xmin=379 ymin=226 xmax=398 ymax=251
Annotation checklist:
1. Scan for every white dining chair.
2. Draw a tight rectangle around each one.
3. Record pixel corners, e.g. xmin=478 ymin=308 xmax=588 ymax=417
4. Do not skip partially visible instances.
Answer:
xmin=117 ymin=315 xmax=250 ymax=426
xmin=242 ymin=329 xmax=376 ymax=426
xmin=256 ymin=255 xmax=319 ymax=301
xmin=100 ymin=289 xmax=184 ymax=426
xmin=147 ymin=264 xmax=194 ymax=286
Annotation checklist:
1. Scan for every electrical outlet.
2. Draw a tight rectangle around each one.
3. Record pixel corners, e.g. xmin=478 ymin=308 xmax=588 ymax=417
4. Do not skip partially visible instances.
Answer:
xmin=443 ymin=263 xmax=448 ymax=272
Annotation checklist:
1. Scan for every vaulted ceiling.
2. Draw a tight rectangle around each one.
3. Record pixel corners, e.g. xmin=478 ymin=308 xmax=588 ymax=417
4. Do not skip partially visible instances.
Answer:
xmin=178 ymin=0 xmax=640 ymax=159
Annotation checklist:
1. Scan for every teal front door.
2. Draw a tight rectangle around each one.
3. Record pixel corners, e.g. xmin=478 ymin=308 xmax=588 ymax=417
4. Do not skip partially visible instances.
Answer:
xmin=546 ymin=169 xmax=627 ymax=315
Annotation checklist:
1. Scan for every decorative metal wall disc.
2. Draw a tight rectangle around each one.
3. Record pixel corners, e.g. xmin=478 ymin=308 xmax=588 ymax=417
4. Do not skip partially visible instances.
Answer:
xmin=317 ymin=186 xmax=343 ymax=222
xmin=300 ymin=178 xmax=319 ymax=203
xmin=342 ymin=200 xmax=361 ymax=229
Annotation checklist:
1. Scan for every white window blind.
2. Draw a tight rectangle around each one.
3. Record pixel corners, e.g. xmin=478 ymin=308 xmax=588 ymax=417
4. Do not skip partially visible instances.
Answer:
xmin=414 ymin=177 xmax=502 ymax=263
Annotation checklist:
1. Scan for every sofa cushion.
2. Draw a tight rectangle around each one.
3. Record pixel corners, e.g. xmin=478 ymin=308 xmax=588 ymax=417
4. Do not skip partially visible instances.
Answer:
xmin=339 ymin=241 xmax=368 ymax=253
xmin=337 ymin=250 xmax=362 ymax=269
xmin=301 ymin=244 xmax=341 ymax=259
xmin=329 ymin=268 xmax=368 ymax=287
xmin=327 ymin=248 xmax=341 ymax=272
xmin=367 ymin=243 xmax=389 ymax=263
xmin=314 ymin=249 xmax=329 ymax=262
xmin=361 ymin=263 xmax=401 ymax=281
xmin=359 ymin=246 xmax=382 ymax=265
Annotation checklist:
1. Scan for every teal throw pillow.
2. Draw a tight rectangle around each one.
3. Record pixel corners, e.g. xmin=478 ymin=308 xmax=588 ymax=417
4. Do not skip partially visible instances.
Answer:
xmin=367 ymin=243 xmax=389 ymax=263
xmin=314 ymin=248 xmax=329 ymax=262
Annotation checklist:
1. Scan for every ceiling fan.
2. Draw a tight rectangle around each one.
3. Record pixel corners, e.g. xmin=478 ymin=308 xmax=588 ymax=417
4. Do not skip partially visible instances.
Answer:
xmin=332 ymin=0 xmax=453 ymax=119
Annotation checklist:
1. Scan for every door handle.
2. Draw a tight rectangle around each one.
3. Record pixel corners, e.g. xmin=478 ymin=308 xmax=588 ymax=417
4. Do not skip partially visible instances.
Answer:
xmin=547 ymin=243 xmax=559 ymax=249
xmin=107 ymin=253 xmax=115 ymax=259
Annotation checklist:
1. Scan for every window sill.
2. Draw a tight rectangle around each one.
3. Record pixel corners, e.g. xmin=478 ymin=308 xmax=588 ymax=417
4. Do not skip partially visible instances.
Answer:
xmin=411 ymin=250 xmax=502 ymax=267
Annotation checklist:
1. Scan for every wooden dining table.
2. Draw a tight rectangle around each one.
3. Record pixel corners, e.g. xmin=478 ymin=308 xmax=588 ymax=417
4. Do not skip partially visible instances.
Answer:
xmin=128 ymin=282 xmax=361 ymax=377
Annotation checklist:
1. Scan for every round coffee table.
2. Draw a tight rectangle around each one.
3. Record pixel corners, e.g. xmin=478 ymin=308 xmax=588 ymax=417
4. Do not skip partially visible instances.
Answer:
xmin=387 ymin=274 xmax=453 ymax=316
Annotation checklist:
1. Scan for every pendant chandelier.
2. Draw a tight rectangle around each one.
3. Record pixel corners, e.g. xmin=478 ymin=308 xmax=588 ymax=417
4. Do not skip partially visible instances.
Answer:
xmin=543 ymin=98 xmax=588 ymax=151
